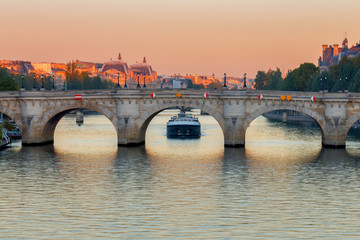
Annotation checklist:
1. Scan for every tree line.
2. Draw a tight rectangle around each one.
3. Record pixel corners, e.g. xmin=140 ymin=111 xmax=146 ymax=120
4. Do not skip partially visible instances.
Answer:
xmin=64 ymin=61 xmax=115 ymax=90
xmin=254 ymin=55 xmax=360 ymax=92
xmin=0 ymin=61 xmax=116 ymax=91
xmin=0 ymin=67 xmax=19 ymax=90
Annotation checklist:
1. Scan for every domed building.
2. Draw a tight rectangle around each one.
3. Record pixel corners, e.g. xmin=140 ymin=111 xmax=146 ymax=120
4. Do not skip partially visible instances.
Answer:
xmin=101 ymin=53 xmax=129 ymax=74
xmin=129 ymin=57 xmax=155 ymax=76
xmin=129 ymin=57 xmax=158 ymax=87
xmin=99 ymin=54 xmax=158 ymax=88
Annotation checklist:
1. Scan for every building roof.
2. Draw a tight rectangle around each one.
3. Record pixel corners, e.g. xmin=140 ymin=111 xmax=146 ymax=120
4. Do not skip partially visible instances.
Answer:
xmin=129 ymin=57 xmax=155 ymax=76
xmin=101 ymin=53 xmax=129 ymax=73
xmin=349 ymin=45 xmax=360 ymax=55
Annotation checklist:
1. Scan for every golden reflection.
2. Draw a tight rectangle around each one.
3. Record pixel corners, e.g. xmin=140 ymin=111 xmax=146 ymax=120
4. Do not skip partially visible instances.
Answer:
xmin=53 ymin=114 xmax=117 ymax=176
xmin=145 ymin=110 xmax=224 ymax=219
xmin=245 ymin=116 xmax=322 ymax=167
xmin=245 ymin=144 xmax=321 ymax=166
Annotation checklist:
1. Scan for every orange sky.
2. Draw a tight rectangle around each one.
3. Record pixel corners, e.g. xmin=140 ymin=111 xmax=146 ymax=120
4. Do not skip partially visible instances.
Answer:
xmin=1 ymin=0 xmax=359 ymax=78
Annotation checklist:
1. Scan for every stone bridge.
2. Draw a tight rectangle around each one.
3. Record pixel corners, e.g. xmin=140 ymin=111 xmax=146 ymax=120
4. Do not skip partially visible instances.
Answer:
xmin=1 ymin=89 xmax=360 ymax=148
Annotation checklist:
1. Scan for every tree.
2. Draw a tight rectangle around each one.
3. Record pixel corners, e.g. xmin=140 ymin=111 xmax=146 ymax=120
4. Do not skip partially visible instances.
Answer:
xmin=187 ymin=79 xmax=205 ymax=89
xmin=265 ymin=68 xmax=282 ymax=90
xmin=280 ymin=70 xmax=295 ymax=91
xmin=349 ymin=69 xmax=360 ymax=92
xmin=0 ymin=67 xmax=19 ymax=91
xmin=254 ymin=71 xmax=269 ymax=90
xmin=207 ymin=82 xmax=223 ymax=89
xmin=65 ymin=61 xmax=80 ymax=89
xmin=292 ymin=63 xmax=318 ymax=91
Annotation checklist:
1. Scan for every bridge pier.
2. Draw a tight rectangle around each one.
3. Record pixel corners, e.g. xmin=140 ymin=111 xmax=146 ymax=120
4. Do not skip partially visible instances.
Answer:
xmin=117 ymin=117 xmax=145 ymax=146
xmin=322 ymin=129 xmax=346 ymax=149
xmin=21 ymin=126 xmax=55 ymax=146
xmin=223 ymin=119 xmax=246 ymax=148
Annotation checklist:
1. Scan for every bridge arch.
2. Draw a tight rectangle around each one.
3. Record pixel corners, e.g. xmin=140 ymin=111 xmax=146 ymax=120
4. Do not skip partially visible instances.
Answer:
xmin=345 ymin=112 xmax=360 ymax=138
xmin=246 ymin=104 xmax=325 ymax=128
xmin=38 ymin=103 xmax=117 ymax=145
xmin=245 ymin=104 xmax=325 ymax=144
xmin=0 ymin=105 xmax=22 ymax=136
xmin=137 ymin=102 xmax=225 ymax=143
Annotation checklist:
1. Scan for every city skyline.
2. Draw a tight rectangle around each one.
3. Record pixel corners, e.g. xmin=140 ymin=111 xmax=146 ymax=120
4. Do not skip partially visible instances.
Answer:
xmin=1 ymin=0 xmax=359 ymax=78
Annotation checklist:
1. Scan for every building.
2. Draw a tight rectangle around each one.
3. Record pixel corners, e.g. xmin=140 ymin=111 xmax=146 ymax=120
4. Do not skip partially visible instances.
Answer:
xmin=99 ymin=54 xmax=158 ymax=88
xmin=101 ymin=53 xmax=129 ymax=74
xmin=129 ymin=57 xmax=158 ymax=84
xmin=0 ymin=60 xmax=33 ymax=75
xmin=74 ymin=60 xmax=102 ymax=76
xmin=319 ymin=37 xmax=360 ymax=71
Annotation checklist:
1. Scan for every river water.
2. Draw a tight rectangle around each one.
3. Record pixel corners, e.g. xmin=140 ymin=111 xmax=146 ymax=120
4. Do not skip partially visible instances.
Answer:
xmin=1 ymin=110 xmax=360 ymax=239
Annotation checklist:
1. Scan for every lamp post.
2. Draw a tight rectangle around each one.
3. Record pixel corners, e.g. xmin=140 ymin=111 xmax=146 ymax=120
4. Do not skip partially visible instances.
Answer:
xmin=345 ymin=77 xmax=348 ymax=91
xmin=319 ymin=77 xmax=322 ymax=92
xmin=143 ymin=75 xmax=146 ymax=88
xmin=136 ymin=74 xmax=141 ymax=89
xmin=124 ymin=74 xmax=127 ymax=88
xmin=324 ymin=76 xmax=327 ymax=91
xmin=52 ymin=75 xmax=55 ymax=90
xmin=223 ymin=73 xmax=227 ymax=88
xmin=21 ymin=74 xmax=24 ymax=90
xmin=33 ymin=76 xmax=36 ymax=90
xmin=339 ymin=78 xmax=342 ymax=92
xmin=117 ymin=72 xmax=120 ymax=88
xmin=243 ymin=73 xmax=247 ymax=88
xmin=41 ymin=74 xmax=44 ymax=90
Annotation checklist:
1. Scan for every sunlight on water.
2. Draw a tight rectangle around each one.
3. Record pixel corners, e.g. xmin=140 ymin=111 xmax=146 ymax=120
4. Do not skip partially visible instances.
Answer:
xmin=1 ymin=111 xmax=360 ymax=239
xmin=245 ymin=117 xmax=322 ymax=166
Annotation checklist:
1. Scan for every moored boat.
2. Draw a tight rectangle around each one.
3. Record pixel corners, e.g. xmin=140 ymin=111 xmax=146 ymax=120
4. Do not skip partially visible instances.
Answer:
xmin=0 ymin=128 xmax=10 ymax=150
xmin=7 ymin=127 xmax=21 ymax=139
xmin=167 ymin=112 xmax=201 ymax=138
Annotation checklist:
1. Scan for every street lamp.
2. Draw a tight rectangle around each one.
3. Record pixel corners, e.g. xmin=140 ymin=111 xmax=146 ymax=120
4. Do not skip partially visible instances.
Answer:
xmin=21 ymin=74 xmax=24 ymax=89
xmin=136 ymin=73 xmax=141 ymax=89
xmin=324 ymin=76 xmax=327 ymax=91
xmin=124 ymin=74 xmax=127 ymax=88
xmin=117 ymin=72 xmax=120 ymax=88
xmin=243 ymin=73 xmax=247 ymax=88
xmin=339 ymin=78 xmax=342 ymax=92
xmin=143 ymin=75 xmax=146 ymax=88
xmin=52 ymin=75 xmax=55 ymax=90
xmin=41 ymin=75 xmax=44 ymax=89
xmin=345 ymin=77 xmax=348 ymax=91
xmin=223 ymin=73 xmax=227 ymax=88
xmin=33 ymin=76 xmax=36 ymax=90
xmin=319 ymin=77 xmax=322 ymax=91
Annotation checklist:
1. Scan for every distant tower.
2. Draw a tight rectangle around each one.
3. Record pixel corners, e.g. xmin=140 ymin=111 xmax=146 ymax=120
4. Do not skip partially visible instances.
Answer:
xmin=118 ymin=53 xmax=122 ymax=60
xmin=343 ymin=32 xmax=349 ymax=48
xmin=143 ymin=57 xmax=147 ymax=63
xmin=322 ymin=45 xmax=328 ymax=54
xmin=333 ymin=44 xmax=339 ymax=55
xmin=282 ymin=67 xmax=286 ymax=79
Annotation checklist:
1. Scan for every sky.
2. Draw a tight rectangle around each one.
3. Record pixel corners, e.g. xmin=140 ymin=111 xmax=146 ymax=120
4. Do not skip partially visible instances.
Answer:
xmin=1 ymin=0 xmax=359 ymax=78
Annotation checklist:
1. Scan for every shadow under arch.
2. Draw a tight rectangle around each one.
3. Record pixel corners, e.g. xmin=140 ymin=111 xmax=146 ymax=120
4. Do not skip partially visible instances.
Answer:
xmin=245 ymin=105 xmax=325 ymax=144
xmin=344 ymin=112 xmax=360 ymax=146
xmin=0 ymin=106 xmax=22 ymax=138
xmin=137 ymin=105 xmax=225 ymax=145
xmin=40 ymin=105 xmax=118 ymax=145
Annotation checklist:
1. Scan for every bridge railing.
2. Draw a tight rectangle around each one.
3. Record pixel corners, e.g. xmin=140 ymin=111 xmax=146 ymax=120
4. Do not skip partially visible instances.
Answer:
xmin=1 ymin=89 xmax=360 ymax=101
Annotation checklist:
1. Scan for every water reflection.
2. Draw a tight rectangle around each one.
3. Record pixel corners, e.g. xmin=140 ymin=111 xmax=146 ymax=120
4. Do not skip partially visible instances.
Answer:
xmin=245 ymin=116 xmax=322 ymax=167
xmin=1 ymin=112 xmax=360 ymax=239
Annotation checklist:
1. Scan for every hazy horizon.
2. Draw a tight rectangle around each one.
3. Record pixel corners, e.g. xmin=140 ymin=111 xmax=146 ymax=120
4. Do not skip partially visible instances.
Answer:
xmin=1 ymin=0 xmax=359 ymax=78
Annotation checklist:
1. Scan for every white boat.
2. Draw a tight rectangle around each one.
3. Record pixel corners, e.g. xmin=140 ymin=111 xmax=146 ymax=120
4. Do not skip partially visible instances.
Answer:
xmin=167 ymin=112 xmax=201 ymax=138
